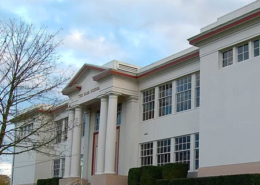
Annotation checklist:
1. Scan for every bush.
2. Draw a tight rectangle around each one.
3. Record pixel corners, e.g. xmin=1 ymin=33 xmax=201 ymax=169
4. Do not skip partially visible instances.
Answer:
xmin=162 ymin=163 xmax=189 ymax=180
xmin=128 ymin=168 xmax=142 ymax=185
xmin=37 ymin=177 xmax=61 ymax=185
xmin=156 ymin=174 xmax=260 ymax=185
xmin=140 ymin=166 xmax=162 ymax=185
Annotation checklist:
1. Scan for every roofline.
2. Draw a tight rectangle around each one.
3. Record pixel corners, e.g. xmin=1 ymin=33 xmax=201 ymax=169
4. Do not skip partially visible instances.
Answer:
xmin=188 ymin=9 xmax=260 ymax=45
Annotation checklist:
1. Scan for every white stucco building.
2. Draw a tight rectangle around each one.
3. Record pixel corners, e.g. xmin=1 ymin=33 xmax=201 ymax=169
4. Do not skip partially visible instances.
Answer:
xmin=12 ymin=1 xmax=260 ymax=184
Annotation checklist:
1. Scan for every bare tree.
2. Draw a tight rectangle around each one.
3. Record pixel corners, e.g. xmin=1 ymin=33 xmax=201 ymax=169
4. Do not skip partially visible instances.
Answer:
xmin=0 ymin=19 xmax=70 ymax=156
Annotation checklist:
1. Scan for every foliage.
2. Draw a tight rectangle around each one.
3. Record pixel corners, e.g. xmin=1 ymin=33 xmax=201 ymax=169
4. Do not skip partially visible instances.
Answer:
xmin=140 ymin=166 xmax=162 ymax=185
xmin=37 ymin=177 xmax=61 ymax=185
xmin=128 ymin=167 xmax=141 ymax=185
xmin=155 ymin=174 xmax=260 ymax=185
xmin=0 ymin=175 xmax=10 ymax=185
xmin=162 ymin=163 xmax=189 ymax=180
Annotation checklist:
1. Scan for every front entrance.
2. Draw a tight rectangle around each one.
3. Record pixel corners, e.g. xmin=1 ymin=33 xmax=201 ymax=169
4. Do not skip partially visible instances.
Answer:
xmin=92 ymin=127 xmax=120 ymax=175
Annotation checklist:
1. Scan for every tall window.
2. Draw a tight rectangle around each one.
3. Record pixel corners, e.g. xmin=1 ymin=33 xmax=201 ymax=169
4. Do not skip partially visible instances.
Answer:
xmin=195 ymin=134 xmax=199 ymax=170
xmin=175 ymin=135 xmax=190 ymax=168
xmin=143 ymin=89 xmax=155 ymax=121
xmin=140 ymin=142 xmax=153 ymax=166
xmin=117 ymin=103 xmax=122 ymax=125
xmin=56 ymin=121 xmax=62 ymax=144
xmin=53 ymin=159 xmax=60 ymax=177
xmin=254 ymin=40 xmax=260 ymax=57
xmin=157 ymin=139 xmax=171 ymax=166
xmin=238 ymin=44 xmax=249 ymax=62
xmin=196 ymin=73 xmax=200 ymax=107
xmin=82 ymin=112 xmax=86 ymax=137
xmin=159 ymin=83 xmax=172 ymax=117
xmin=176 ymin=76 xmax=191 ymax=112
xmin=80 ymin=154 xmax=84 ymax=178
xmin=95 ymin=111 xmax=100 ymax=131
xmin=64 ymin=118 xmax=68 ymax=141
xmin=222 ymin=49 xmax=233 ymax=67
xmin=53 ymin=158 xmax=65 ymax=177
xmin=20 ymin=123 xmax=33 ymax=137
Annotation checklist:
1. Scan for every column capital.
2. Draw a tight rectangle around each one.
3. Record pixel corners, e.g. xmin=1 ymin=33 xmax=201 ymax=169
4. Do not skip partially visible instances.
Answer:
xmin=83 ymin=109 xmax=92 ymax=116
xmin=126 ymin=95 xmax=139 ymax=102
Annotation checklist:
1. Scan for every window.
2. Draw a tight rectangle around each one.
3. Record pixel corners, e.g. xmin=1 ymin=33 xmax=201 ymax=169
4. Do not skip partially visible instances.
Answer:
xmin=195 ymin=134 xmax=199 ymax=170
xmin=157 ymin=139 xmax=171 ymax=166
xmin=141 ymin=142 xmax=153 ymax=166
xmin=82 ymin=113 xmax=86 ymax=137
xmin=175 ymin=135 xmax=190 ymax=168
xmin=159 ymin=83 xmax=172 ymax=117
xmin=143 ymin=89 xmax=155 ymax=121
xmin=117 ymin=103 xmax=122 ymax=125
xmin=254 ymin=40 xmax=260 ymax=57
xmin=238 ymin=44 xmax=249 ymax=62
xmin=64 ymin=118 xmax=68 ymax=141
xmin=176 ymin=76 xmax=191 ymax=112
xmin=95 ymin=111 xmax=100 ymax=131
xmin=80 ymin=154 xmax=83 ymax=178
xmin=222 ymin=49 xmax=233 ymax=67
xmin=20 ymin=123 xmax=33 ymax=137
xmin=53 ymin=159 xmax=60 ymax=177
xmin=196 ymin=73 xmax=200 ymax=107
xmin=56 ymin=121 xmax=62 ymax=144
xmin=53 ymin=158 xmax=65 ymax=177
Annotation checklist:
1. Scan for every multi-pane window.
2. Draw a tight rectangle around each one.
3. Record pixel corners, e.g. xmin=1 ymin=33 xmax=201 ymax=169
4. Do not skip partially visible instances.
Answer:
xmin=53 ymin=158 xmax=65 ymax=177
xmin=159 ymin=83 xmax=172 ymax=117
xmin=157 ymin=139 xmax=171 ymax=166
xmin=61 ymin=158 xmax=65 ymax=177
xmin=222 ymin=49 xmax=233 ymax=67
xmin=175 ymin=135 xmax=190 ymax=168
xmin=143 ymin=89 xmax=155 ymax=121
xmin=195 ymin=134 xmax=199 ymax=170
xmin=53 ymin=159 xmax=60 ymax=177
xmin=238 ymin=44 xmax=249 ymax=62
xmin=254 ymin=40 xmax=260 ymax=57
xmin=64 ymin=118 xmax=68 ymax=141
xmin=117 ymin=103 xmax=122 ymax=125
xmin=20 ymin=123 xmax=33 ymax=137
xmin=56 ymin=121 xmax=62 ymax=144
xmin=141 ymin=142 xmax=153 ymax=166
xmin=95 ymin=111 xmax=100 ymax=131
xmin=176 ymin=76 xmax=191 ymax=112
xmin=196 ymin=73 xmax=200 ymax=107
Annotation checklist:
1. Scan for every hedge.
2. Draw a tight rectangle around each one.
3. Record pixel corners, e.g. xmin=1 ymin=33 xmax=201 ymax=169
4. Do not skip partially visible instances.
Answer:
xmin=162 ymin=163 xmax=189 ymax=180
xmin=156 ymin=174 xmax=260 ymax=185
xmin=128 ymin=168 xmax=141 ymax=185
xmin=37 ymin=177 xmax=61 ymax=185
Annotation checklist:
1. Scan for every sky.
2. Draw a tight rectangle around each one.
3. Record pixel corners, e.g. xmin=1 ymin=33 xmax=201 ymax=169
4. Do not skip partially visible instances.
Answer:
xmin=0 ymin=0 xmax=256 ymax=177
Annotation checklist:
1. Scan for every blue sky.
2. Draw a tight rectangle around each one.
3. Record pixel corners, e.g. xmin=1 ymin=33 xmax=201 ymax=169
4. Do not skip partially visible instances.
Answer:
xmin=0 ymin=0 xmax=256 ymax=176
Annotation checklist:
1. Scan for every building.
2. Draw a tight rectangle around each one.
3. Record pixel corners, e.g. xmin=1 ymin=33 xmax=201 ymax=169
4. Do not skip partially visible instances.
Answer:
xmin=12 ymin=1 xmax=260 ymax=184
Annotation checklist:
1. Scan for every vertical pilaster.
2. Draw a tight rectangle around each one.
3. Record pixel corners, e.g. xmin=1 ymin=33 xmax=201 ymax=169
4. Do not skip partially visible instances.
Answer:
xmin=104 ymin=94 xmax=118 ymax=174
xmin=96 ymin=97 xmax=108 ymax=174
xmin=170 ymin=138 xmax=175 ymax=163
xmin=71 ymin=106 xmax=83 ymax=177
xmin=82 ymin=110 xmax=91 ymax=179
xmin=64 ymin=109 xmax=74 ymax=178
xmin=154 ymin=87 xmax=159 ymax=118
xmin=190 ymin=134 xmax=195 ymax=172
xmin=153 ymin=141 xmax=157 ymax=166
xmin=191 ymin=74 xmax=196 ymax=109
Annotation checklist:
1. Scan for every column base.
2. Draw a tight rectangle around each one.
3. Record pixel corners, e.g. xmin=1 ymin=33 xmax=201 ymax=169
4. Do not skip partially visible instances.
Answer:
xmin=103 ymin=171 xmax=116 ymax=174
xmin=91 ymin=174 xmax=127 ymax=185
xmin=59 ymin=177 xmax=88 ymax=185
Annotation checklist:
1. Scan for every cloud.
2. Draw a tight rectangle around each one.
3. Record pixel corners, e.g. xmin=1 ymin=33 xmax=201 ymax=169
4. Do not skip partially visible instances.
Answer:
xmin=0 ymin=162 xmax=12 ymax=177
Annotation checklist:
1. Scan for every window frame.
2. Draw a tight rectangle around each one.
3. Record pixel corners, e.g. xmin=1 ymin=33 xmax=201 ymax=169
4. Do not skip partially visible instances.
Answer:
xmin=222 ymin=49 xmax=233 ymax=67
xmin=157 ymin=139 xmax=171 ymax=166
xmin=254 ymin=39 xmax=260 ymax=57
xmin=176 ymin=76 xmax=192 ymax=112
xmin=195 ymin=133 xmax=199 ymax=170
xmin=53 ymin=158 xmax=65 ymax=178
xmin=237 ymin=43 xmax=249 ymax=62
xmin=55 ymin=120 xmax=63 ymax=144
xmin=95 ymin=111 xmax=100 ymax=131
xmin=175 ymin=135 xmax=191 ymax=168
xmin=195 ymin=73 xmax=200 ymax=107
xmin=142 ymin=89 xmax=155 ymax=121
xmin=117 ymin=103 xmax=122 ymax=125
xmin=158 ymin=83 xmax=172 ymax=117
xmin=140 ymin=142 xmax=153 ymax=166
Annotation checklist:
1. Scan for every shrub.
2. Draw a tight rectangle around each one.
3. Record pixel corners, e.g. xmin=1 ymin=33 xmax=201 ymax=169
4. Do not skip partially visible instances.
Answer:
xmin=156 ymin=174 xmax=260 ymax=185
xmin=128 ymin=168 xmax=142 ymax=185
xmin=37 ymin=177 xmax=61 ymax=185
xmin=140 ymin=166 xmax=162 ymax=185
xmin=162 ymin=163 xmax=189 ymax=180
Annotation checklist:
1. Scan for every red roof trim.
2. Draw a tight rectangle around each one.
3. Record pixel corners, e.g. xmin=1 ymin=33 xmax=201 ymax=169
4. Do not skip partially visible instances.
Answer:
xmin=190 ymin=10 xmax=260 ymax=45
xmin=138 ymin=51 xmax=199 ymax=78
xmin=69 ymin=65 xmax=106 ymax=87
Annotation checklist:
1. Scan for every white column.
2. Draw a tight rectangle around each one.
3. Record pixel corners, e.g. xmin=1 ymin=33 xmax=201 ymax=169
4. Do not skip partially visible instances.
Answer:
xmin=190 ymin=134 xmax=195 ymax=172
xmin=96 ymin=97 xmax=108 ymax=174
xmin=154 ymin=86 xmax=159 ymax=118
xmin=191 ymin=74 xmax=196 ymax=109
xmin=172 ymin=81 xmax=176 ymax=114
xmin=70 ymin=106 xmax=83 ymax=177
xmin=64 ymin=109 xmax=74 ymax=178
xmin=152 ymin=141 xmax=157 ymax=166
xmin=104 ymin=94 xmax=118 ymax=174
xmin=82 ymin=110 xmax=91 ymax=179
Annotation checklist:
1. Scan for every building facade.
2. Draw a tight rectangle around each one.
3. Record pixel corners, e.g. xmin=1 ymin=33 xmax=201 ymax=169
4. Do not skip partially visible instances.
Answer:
xmin=12 ymin=1 xmax=260 ymax=184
